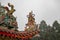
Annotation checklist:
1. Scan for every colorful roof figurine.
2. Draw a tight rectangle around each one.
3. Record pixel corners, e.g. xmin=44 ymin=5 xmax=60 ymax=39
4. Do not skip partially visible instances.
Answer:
xmin=25 ymin=11 xmax=38 ymax=31
xmin=0 ymin=3 xmax=18 ymax=30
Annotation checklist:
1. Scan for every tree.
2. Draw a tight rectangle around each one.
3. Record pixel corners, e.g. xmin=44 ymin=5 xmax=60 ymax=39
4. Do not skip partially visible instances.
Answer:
xmin=39 ymin=20 xmax=47 ymax=32
xmin=52 ymin=20 xmax=60 ymax=40
xmin=39 ymin=20 xmax=47 ymax=40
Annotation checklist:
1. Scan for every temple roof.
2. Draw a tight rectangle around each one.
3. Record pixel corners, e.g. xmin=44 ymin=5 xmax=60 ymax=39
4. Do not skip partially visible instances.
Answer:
xmin=0 ymin=3 xmax=40 ymax=40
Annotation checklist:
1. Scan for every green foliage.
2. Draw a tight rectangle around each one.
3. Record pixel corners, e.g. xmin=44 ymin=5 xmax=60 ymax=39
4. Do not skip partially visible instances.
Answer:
xmin=32 ymin=20 xmax=60 ymax=40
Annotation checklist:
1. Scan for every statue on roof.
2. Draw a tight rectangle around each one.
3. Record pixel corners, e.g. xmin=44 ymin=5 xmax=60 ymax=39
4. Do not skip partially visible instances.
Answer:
xmin=25 ymin=11 xmax=36 ymax=31
xmin=0 ymin=3 xmax=18 ymax=30
xmin=27 ymin=11 xmax=35 ymax=25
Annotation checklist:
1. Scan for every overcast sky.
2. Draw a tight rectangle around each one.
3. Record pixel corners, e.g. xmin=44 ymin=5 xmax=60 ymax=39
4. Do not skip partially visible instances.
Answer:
xmin=0 ymin=0 xmax=60 ymax=31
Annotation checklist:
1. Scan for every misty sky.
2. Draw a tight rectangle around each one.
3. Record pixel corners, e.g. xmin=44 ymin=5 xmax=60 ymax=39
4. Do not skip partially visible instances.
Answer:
xmin=0 ymin=0 xmax=60 ymax=31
